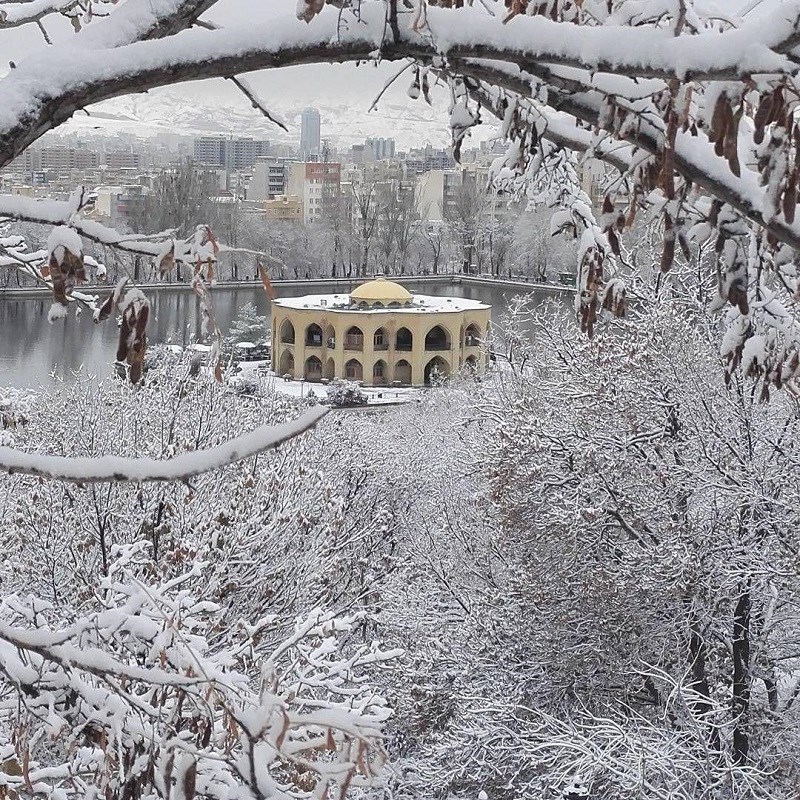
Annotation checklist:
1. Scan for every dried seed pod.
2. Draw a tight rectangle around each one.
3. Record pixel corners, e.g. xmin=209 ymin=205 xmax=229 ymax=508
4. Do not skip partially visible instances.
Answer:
xmin=157 ymin=241 xmax=175 ymax=275
xmin=678 ymin=230 xmax=692 ymax=262
xmin=660 ymin=234 xmax=676 ymax=272
xmin=296 ymin=0 xmax=325 ymax=22
xmin=117 ymin=314 xmax=131 ymax=363
xmin=607 ymin=228 xmax=620 ymax=256
xmin=766 ymin=85 xmax=785 ymax=126
xmin=794 ymin=124 xmax=800 ymax=171
xmin=709 ymin=93 xmax=728 ymax=145
xmin=783 ymin=174 xmax=797 ymax=224
xmin=94 ymin=292 xmax=115 ymax=324
xmin=753 ymin=93 xmax=771 ymax=144
xmin=724 ymin=106 xmax=742 ymax=177
xmin=714 ymin=101 xmax=732 ymax=157
xmin=624 ymin=199 xmax=638 ymax=229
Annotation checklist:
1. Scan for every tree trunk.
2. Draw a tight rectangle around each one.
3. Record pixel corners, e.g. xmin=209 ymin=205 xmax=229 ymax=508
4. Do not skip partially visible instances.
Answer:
xmin=688 ymin=611 xmax=721 ymax=752
xmin=732 ymin=583 xmax=751 ymax=764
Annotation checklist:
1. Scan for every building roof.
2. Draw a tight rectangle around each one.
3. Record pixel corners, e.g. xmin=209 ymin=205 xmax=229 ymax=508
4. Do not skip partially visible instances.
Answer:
xmin=273 ymin=292 xmax=489 ymax=314
xmin=349 ymin=278 xmax=412 ymax=304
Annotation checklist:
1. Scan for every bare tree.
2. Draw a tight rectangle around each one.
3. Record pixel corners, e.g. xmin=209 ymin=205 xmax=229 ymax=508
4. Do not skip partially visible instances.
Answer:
xmin=349 ymin=176 xmax=382 ymax=278
xmin=376 ymin=181 xmax=420 ymax=275
xmin=444 ymin=177 xmax=488 ymax=275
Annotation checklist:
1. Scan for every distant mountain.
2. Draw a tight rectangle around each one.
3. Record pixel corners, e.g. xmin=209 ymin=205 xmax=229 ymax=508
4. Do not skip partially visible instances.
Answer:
xmin=65 ymin=87 xmax=492 ymax=150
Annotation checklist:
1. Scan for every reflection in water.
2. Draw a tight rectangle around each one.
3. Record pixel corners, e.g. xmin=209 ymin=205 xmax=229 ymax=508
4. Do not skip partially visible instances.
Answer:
xmin=0 ymin=281 xmax=565 ymax=389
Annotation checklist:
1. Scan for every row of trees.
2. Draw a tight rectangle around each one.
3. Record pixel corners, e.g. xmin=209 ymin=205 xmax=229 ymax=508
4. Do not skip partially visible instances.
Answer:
xmin=120 ymin=159 xmax=578 ymax=284
xmin=1 ymin=161 xmax=578 ymax=288
xmin=242 ymin=190 xmax=576 ymax=283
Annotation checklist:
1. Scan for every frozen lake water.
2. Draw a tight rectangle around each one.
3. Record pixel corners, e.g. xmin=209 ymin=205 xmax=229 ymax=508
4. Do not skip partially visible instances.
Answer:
xmin=0 ymin=278 xmax=568 ymax=388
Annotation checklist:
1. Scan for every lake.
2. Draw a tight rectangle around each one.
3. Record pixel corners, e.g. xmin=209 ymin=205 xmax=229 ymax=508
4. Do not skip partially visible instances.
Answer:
xmin=0 ymin=279 xmax=568 ymax=388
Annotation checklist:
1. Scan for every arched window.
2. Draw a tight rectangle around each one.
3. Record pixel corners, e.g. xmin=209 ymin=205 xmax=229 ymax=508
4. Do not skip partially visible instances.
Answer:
xmin=372 ymin=359 xmax=388 ymax=386
xmin=279 ymin=350 xmax=295 ymax=378
xmin=373 ymin=327 xmax=389 ymax=350
xmin=464 ymin=323 xmax=481 ymax=347
xmin=424 ymin=355 xmax=450 ymax=385
xmin=396 ymin=327 xmax=413 ymax=351
xmin=345 ymin=358 xmax=363 ymax=381
xmin=344 ymin=326 xmax=364 ymax=351
xmin=465 ymin=355 xmax=479 ymax=372
xmin=394 ymin=359 xmax=412 ymax=385
xmin=324 ymin=325 xmax=336 ymax=349
xmin=304 ymin=355 xmax=322 ymax=381
xmin=279 ymin=319 xmax=295 ymax=345
xmin=305 ymin=323 xmax=323 ymax=346
xmin=425 ymin=325 xmax=451 ymax=351
xmin=324 ymin=357 xmax=336 ymax=380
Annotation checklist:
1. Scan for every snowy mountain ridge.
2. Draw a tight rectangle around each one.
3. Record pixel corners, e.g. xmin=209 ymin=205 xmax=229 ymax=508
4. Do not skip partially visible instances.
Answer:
xmin=66 ymin=87 xmax=473 ymax=150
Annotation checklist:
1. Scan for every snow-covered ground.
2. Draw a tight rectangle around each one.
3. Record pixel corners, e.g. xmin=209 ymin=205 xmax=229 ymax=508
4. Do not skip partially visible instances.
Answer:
xmin=235 ymin=360 xmax=421 ymax=406
xmin=235 ymin=361 xmax=418 ymax=406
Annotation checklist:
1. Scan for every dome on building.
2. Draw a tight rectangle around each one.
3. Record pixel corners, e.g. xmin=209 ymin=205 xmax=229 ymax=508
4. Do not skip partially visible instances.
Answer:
xmin=350 ymin=277 xmax=412 ymax=306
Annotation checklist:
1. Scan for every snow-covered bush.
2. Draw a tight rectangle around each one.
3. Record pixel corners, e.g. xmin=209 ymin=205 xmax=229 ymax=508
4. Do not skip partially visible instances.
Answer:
xmin=227 ymin=371 xmax=263 ymax=396
xmin=0 ymin=542 xmax=398 ymax=799
xmin=325 ymin=379 xmax=367 ymax=408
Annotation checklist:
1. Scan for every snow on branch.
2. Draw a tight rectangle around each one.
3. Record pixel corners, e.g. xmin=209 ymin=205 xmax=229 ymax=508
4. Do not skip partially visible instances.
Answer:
xmin=0 ymin=405 xmax=328 ymax=482
xmin=0 ymin=0 xmax=81 ymax=30
xmin=424 ymin=3 xmax=800 ymax=81
xmin=0 ymin=192 xmax=179 ymax=258
xmin=2 ymin=3 xmax=797 ymax=172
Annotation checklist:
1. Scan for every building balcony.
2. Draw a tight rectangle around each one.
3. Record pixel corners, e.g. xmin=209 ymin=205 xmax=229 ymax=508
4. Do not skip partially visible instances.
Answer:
xmin=425 ymin=343 xmax=450 ymax=352
xmin=344 ymin=336 xmax=363 ymax=351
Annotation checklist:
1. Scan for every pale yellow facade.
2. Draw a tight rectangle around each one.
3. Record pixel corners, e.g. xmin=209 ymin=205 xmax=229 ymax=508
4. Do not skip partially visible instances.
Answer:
xmin=264 ymin=194 xmax=302 ymax=222
xmin=271 ymin=278 xmax=490 ymax=387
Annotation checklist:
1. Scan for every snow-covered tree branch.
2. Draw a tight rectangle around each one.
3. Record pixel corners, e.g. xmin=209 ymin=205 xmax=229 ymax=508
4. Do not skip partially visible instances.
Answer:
xmin=0 ymin=405 xmax=327 ymax=482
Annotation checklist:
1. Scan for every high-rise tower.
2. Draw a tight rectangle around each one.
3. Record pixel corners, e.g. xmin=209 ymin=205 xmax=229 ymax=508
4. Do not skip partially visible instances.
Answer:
xmin=299 ymin=107 xmax=321 ymax=159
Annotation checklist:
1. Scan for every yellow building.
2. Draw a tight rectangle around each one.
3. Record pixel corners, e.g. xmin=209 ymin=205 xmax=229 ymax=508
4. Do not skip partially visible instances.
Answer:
xmin=264 ymin=194 xmax=302 ymax=222
xmin=271 ymin=278 xmax=490 ymax=386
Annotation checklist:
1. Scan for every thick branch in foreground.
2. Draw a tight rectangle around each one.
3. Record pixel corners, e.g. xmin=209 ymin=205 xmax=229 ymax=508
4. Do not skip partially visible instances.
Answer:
xmin=0 ymin=405 xmax=328 ymax=482
xmin=4 ymin=3 xmax=800 ymax=168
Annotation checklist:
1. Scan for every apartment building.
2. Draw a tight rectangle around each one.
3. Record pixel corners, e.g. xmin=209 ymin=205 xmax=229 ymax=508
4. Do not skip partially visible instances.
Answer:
xmin=92 ymin=185 xmax=147 ymax=228
xmin=103 ymin=150 xmax=142 ymax=170
xmin=287 ymin=161 xmax=341 ymax=225
xmin=247 ymin=158 xmax=290 ymax=201
xmin=193 ymin=136 xmax=270 ymax=171
xmin=416 ymin=164 xmax=515 ymax=223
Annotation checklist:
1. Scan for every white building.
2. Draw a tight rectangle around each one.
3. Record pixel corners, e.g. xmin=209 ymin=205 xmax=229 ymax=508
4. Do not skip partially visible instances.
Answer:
xmin=287 ymin=161 xmax=341 ymax=225
xmin=247 ymin=158 xmax=289 ymax=202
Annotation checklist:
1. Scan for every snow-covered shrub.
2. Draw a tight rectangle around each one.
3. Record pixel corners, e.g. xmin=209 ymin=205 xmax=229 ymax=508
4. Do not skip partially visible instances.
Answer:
xmin=326 ymin=379 xmax=367 ymax=407
xmin=0 ymin=542 xmax=399 ymax=799
xmin=227 ymin=371 xmax=263 ymax=396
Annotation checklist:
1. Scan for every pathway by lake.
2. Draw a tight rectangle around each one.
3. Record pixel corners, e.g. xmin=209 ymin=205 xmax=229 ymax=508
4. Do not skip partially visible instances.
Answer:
xmin=0 ymin=278 xmax=568 ymax=388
